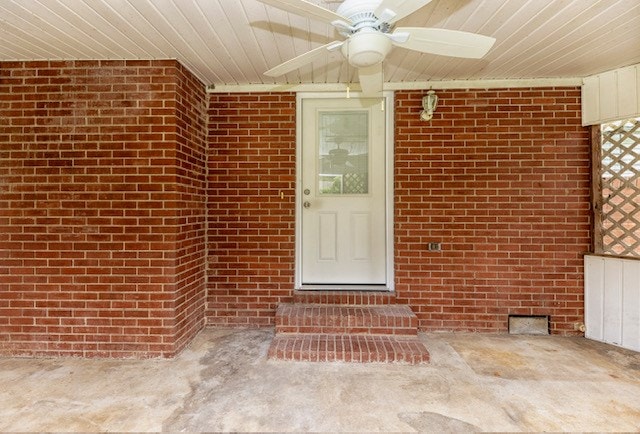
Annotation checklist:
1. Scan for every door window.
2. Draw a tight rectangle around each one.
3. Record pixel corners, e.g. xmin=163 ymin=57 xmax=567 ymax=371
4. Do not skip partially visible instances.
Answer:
xmin=318 ymin=111 xmax=369 ymax=195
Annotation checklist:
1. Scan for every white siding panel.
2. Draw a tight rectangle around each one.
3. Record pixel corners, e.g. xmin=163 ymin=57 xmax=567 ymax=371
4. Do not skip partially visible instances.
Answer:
xmin=582 ymin=75 xmax=600 ymax=126
xmin=584 ymin=255 xmax=605 ymax=341
xmin=599 ymin=70 xmax=618 ymax=122
xmin=618 ymin=66 xmax=638 ymax=118
xmin=602 ymin=257 xmax=623 ymax=345
xmin=584 ymin=255 xmax=640 ymax=352
xmin=582 ymin=64 xmax=640 ymax=126
xmin=638 ymin=67 xmax=640 ymax=116
xmin=622 ymin=262 xmax=640 ymax=350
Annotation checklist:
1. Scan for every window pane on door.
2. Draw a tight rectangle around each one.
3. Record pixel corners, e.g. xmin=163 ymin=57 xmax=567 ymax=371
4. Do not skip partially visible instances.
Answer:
xmin=318 ymin=111 xmax=369 ymax=195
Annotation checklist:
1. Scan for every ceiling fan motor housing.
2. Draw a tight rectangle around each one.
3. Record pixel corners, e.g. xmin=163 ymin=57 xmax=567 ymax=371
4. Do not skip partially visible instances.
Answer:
xmin=336 ymin=0 xmax=392 ymax=68
xmin=341 ymin=29 xmax=392 ymax=67
xmin=336 ymin=0 xmax=384 ymax=20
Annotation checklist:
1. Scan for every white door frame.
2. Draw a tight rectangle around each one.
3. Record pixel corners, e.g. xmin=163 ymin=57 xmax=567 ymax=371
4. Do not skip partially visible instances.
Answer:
xmin=294 ymin=91 xmax=395 ymax=291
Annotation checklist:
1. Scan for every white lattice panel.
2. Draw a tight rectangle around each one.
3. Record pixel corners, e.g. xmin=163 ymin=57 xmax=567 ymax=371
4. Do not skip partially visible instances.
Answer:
xmin=600 ymin=118 xmax=640 ymax=257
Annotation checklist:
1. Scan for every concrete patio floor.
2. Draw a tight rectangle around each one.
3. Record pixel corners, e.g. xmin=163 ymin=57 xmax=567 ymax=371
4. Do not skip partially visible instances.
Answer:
xmin=1 ymin=328 xmax=640 ymax=432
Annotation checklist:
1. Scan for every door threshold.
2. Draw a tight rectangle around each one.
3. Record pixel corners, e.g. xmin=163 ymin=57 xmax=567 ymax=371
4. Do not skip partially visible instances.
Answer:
xmin=298 ymin=285 xmax=391 ymax=292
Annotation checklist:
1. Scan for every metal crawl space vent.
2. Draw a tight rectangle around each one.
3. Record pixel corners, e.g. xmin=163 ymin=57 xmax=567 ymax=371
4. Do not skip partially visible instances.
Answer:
xmin=508 ymin=315 xmax=550 ymax=335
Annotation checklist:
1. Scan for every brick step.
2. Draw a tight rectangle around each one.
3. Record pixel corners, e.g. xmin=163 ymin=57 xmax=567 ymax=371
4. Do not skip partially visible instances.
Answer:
xmin=267 ymin=334 xmax=430 ymax=364
xmin=293 ymin=290 xmax=396 ymax=306
xmin=276 ymin=304 xmax=418 ymax=336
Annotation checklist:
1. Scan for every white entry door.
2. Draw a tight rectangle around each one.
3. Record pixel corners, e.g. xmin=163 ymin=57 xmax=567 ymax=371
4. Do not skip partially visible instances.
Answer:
xmin=299 ymin=96 xmax=388 ymax=286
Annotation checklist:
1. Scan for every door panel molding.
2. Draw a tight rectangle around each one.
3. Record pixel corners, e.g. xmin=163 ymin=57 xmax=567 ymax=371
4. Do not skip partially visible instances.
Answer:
xmin=318 ymin=212 xmax=338 ymax=261
xmin=351 ymin=212 xmax=371 ymax=261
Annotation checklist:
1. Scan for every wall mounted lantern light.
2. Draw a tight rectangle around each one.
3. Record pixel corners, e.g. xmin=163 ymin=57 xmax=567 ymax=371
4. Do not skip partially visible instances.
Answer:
xmin=420 ymin=90 xmax=438 ymax=121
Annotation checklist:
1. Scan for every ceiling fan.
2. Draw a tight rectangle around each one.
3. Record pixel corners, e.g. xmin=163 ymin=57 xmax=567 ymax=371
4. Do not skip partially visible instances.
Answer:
xmin=257 ymin=0 xmax=496 ymax=96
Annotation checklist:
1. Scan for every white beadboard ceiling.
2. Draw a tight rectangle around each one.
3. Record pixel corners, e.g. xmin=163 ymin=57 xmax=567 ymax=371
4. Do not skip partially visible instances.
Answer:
xmin=1 ymin=0 xmax=639 ymax=90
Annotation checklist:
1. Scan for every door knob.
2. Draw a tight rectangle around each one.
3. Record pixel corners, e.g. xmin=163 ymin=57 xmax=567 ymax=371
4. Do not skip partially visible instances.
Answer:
xmin=303 ymin=201 xmax=311 ymax=209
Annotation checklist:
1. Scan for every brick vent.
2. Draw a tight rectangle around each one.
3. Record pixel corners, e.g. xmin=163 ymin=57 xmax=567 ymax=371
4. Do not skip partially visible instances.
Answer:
xmin=268 ymin=292 xmax=430 ymax=364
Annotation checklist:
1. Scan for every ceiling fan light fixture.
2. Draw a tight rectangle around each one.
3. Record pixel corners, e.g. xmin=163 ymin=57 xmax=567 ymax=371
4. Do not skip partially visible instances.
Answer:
xmin=341 ymin=30 xmax=392 ymax=68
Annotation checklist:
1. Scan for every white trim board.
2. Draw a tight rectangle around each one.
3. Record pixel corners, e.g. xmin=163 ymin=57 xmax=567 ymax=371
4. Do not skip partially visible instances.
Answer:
xmin=206 ymin=78 xmax=582 ymax=93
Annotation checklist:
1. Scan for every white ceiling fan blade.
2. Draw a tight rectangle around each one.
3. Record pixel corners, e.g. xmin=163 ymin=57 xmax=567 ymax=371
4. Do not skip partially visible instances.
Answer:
xmin=256 ymin=0 xmax=350 ymax=24
xmin=358 ymin=63 xmax=383 ymax=97
xmin=375 ymin=0 xmax=433 ymax=24
xmin=392 ymin=27 xmax=496 ymax=59
xmin=264 ymin=41 xmax=344 ymax=77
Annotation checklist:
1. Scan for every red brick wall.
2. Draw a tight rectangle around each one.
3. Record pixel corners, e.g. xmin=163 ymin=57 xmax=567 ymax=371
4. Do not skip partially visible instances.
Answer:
xmin=172 ymin=64 xmax=208 ymax=352
xmin=395 ymin=88 xmax=590 ymax=334
xmin=0 ymin=60 xmax=207 ymax=357
xmin=205 ymin=88 xmax=590 ymax=334
xmin=2 ymin=70 xmax=590 ymax=355
xmin=206 ymin=93 xmax=296 ymax=325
